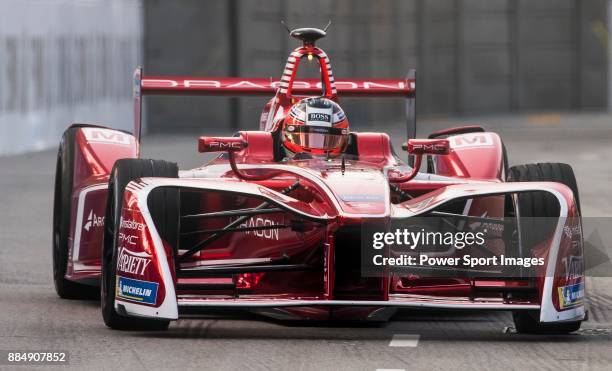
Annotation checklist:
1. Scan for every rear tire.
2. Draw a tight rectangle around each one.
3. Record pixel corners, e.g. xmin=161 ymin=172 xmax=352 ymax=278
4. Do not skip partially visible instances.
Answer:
xmin=101 ymin=158 xmax=178 ymax=330
xmin=507 ymin=162 xmax=582 ymax=334
xmin=52 ymin=127 xmax=100 ymax=299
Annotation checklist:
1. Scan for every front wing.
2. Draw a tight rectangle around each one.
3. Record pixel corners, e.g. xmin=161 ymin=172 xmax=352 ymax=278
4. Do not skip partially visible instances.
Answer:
xmin=113 ymin=177 xmax=585 ymax=324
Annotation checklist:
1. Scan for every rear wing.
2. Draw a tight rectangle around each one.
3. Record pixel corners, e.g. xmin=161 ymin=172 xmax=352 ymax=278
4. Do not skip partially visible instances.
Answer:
xmin=133 ymin=67 xmax=416 ymax=151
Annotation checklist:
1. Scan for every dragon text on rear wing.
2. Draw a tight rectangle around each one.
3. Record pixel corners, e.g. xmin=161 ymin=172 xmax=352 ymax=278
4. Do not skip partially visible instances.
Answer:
xmin=140 ymin=76 xmax=415 ymax=97
xmin=133 ymin=67 xmax=417 ymax=153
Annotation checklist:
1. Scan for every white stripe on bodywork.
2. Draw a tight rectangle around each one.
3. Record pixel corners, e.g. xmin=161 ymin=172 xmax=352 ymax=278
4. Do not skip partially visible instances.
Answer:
xmin=177 ymin=298 xmax=540 ymax=310
xmin=71 ymin=183 xmax=107 ymax=272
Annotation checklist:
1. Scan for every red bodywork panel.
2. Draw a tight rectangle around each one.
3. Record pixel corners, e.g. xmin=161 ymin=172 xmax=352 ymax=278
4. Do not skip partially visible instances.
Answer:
xmin=66 ymin=127 xmax=137 ymax=281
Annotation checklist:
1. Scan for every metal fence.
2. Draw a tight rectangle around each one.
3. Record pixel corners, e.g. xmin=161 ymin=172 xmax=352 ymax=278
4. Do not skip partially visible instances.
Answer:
xmin=0 ymin=0 xmax=142 ymax=156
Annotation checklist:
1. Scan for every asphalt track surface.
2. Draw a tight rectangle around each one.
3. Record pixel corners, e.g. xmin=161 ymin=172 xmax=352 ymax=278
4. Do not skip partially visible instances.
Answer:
xmin=1 ymin=113 xmax=611 ymax=370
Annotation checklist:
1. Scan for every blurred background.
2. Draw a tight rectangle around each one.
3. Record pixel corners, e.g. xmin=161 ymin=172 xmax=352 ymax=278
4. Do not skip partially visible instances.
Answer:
xmin=0 ymin=0 xmax=609 ymax=155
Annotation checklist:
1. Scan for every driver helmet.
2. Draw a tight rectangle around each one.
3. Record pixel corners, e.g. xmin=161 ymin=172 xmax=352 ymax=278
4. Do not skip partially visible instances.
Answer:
xmin=282 ymin=97 xmax=349 ymax=156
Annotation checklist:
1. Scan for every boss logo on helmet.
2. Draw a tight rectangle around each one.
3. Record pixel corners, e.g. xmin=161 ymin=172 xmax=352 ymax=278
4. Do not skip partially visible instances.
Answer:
xmin=308 ymin=113 xmax=331 ymax=122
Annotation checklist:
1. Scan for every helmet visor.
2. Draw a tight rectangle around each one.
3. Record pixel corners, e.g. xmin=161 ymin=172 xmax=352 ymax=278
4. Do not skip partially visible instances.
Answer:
xmin=284 ymin=125 xmax=348 ymax=152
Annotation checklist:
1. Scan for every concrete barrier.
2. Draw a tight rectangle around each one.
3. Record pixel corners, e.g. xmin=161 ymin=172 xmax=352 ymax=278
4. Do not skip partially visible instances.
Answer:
xmin=0 ymin=0 xmax=143 ymax=156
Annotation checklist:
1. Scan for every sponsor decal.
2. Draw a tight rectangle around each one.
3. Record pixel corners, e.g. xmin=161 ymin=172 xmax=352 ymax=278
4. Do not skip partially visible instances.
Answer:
xmin=562 ymin=255 xmax=583 ymax=281
xmin=82 ymin=128 xmax=130 ymax=145
xmin=117 ymin=246 xmax=151 ymax=276
xmin=206 ymin=141 xmax=244 ymax=151
xmin=308 ymin=113 xmax=331 ymax=122
xmin=237 ymin=217 xmax=280 ymax=240
xmin=558 ymin=281 xmax=584 ymax=309
xmin=306 ymin=104 xmax=333 ymax=127
xmin=118 ymin=232 xmax=137 ymax=246
xmin=563 ymin=225 xmax=582 ymax=239
xmin=451 ymin=133 xmax=494 ymax=149
xmin=83 ymin=210 xmax=104 ymax=232
xmin=116 ymin=276 xmax=158 ymax=305
xmin=120 ymin=217 xmax=146 ymax=232
xmin=142 ymin=78 xmax=410 ymax=92
xmin=340 ymin=194 xmax=384 ymax=202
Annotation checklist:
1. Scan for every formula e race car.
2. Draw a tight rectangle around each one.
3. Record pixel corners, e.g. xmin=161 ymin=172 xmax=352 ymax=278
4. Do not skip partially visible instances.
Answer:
xmin=52 ymin=26 xmax=586 ymax=334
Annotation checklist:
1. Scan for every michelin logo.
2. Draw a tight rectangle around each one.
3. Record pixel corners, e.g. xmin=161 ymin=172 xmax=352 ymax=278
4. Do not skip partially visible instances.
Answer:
xmin=558 ymin=281 xmax=584 ymax=309
xmin=116 ymin=276 xmax=158 ymax=305
xmin=84 ymin=210 xmax=104 ymax=232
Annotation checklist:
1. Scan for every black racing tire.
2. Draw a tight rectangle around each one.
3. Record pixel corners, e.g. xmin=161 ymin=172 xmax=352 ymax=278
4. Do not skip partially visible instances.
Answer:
xmin=512 ymin=311 xmax=581 ymax=335
xmin=52 ymin=127 xmax=100 ymax=299
xmin=101 ymin=158 xmax=178 ymax=331
xmin=507 ymin=163 xmax=581 ymax=248
xmin=507 ymin=162 xmax=582 ymax=334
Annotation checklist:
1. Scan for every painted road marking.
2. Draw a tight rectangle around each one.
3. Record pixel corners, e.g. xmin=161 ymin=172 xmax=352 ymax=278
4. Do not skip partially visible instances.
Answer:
xmin=376 ymin=369 xmax=406 ymax=371
xmin=389 ymin=334 xmax=420 ymax=347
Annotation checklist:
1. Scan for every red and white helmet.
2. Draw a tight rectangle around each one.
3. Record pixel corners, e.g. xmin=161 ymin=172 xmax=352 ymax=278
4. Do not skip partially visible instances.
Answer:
xmin=282 ymin=97 xmax=349 ymax=156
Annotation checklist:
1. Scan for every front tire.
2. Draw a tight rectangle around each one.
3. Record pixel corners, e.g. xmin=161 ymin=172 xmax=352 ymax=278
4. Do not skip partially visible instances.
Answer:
xmin=507 ymin=162 xmax=582 ymax=334
xmin=52 ymin=127 xmax=99 ymax=299
xmin=101 ymin=158 xmax=178 ymax=330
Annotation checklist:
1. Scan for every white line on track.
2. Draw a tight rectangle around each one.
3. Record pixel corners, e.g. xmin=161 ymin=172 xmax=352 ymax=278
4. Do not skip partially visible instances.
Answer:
xmin=376 ymin=369 xmax=406 ymax=371
xmin=389 ymin=334 xmax=420 ymax=347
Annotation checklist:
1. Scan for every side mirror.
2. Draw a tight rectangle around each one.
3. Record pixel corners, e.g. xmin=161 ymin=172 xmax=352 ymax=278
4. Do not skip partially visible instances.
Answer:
xmin=198 ymin=136 xmax=280 ymax=181
xmin=198 ymin=137 xmax=247 ymax=153
xmin=402 ymin=138 xmax=450 ymax=155
xmin=391 ymin=139 xmax=450 ymax=183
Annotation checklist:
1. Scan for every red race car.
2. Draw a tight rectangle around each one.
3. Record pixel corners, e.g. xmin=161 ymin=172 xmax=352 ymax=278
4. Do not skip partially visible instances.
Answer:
xmin=52 ymin=26 xmax=586 ymax=334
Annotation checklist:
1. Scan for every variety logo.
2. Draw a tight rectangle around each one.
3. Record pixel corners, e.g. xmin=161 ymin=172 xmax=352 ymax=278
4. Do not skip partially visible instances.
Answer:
xmin=82 ymin=128 xmax=130 ymax=145
xmin=117 ymin=246 xmax=151 ymax=276
xmin=120 ymin=217 xmax=146 ymax=232
xmin=83 ymin=210 xmax=104 ymax=232
xmin=558 ymin=281 xmax=584 ymax=309
xmin=562 ymin=255 xmax=583 ymax=281
xmin=116 ymin=276 xmax=158 ymax=305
